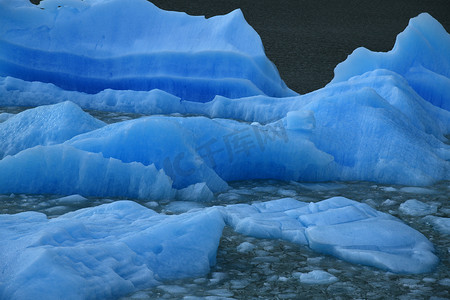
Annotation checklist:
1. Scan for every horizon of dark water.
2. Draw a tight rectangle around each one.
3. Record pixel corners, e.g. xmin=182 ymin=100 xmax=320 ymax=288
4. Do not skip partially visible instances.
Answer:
xmin=150 ymin=0 xmax=450 ymax=95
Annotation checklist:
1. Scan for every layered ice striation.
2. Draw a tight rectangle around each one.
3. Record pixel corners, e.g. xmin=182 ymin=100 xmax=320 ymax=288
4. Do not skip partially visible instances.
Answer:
xmin=0 ymin=0 xmax=295 ymax=102
xmin=0 ymin=197 xmax=438 ymax=299
xmin=0 ymin=3 xmax=448 ymax=188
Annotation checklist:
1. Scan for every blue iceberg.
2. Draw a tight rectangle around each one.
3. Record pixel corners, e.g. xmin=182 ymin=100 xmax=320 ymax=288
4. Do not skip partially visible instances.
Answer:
xmin=329 ymin=13 xmax=450 ymax=111
xmin=0 ymin=2 xmax=448 ymax=189
xmin=0 ymin=197 xmax=438 ymax=299
xmin=0 ymin=0 xmax=449 ymax=297
xmin=0 ymin=0 xmax=295 ymax=102
xmin=0 ymin=101 xmax=105 ymax=159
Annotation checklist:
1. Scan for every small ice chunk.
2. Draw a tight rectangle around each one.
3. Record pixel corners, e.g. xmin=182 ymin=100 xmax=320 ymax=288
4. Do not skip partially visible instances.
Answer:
xmin=206 ymin=289 xmax=234 ymax=297
xmin=381 ymin=187 xmax=398 ymax=192
xmin=230 ymin=279 xmax=249 ymax=289
xmin=209 ymin=272 xmax=227 ymax=284
xmin=176 ymin=182 xmax=214 ymax=202
xmin=382 ymin=199 xmax=397 ymax=206
xmin=277 ymin=189 xmax=297 ymax=197
xmin=54 ymin=194 xmax=89 ymax=205
xmin=423 ymin=216 xmax=450 ymax=234
xmin=145 ymin=201 xmax=159 ymax=208
xmin=294 ymin=270 xmax=338 ymax=284
xmin=237 ymin=241 xmax=255 ymax=253
xmin=399 ymin=199 xmax=437 ymax=216
xmin=438 ymin=278 xmax=450 ymax=287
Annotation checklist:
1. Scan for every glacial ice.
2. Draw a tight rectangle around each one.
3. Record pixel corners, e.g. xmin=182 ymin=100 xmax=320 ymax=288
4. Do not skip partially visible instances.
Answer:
xmin=0 ymin=0 xmax=449 ymax=297
xmin=293 ymin=270 xmax=338 ymax=285
xmin=0 ymin=201 xmax=225 ymax=299
xmin=0 ymin=5 xmax=449 ymax=188
xmin=0 ymin=101 xmax=105 ymax=159
xmin=0 ymin=197 xmax=439 ymax=299
xmin=399 ymin=199 xmax=438 ymax=216
xmin=0 ymin=144 xmax=175 ymax=199
xmin=329 ymin=13 xmax=450 ymax=111
xmin=0 ymin=0 xmax=295 ymax=101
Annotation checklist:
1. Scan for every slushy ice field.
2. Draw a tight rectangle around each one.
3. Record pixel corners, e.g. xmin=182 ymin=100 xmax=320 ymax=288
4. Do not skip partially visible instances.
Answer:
xmin=1 ymin=0 xmax=450 ymax=299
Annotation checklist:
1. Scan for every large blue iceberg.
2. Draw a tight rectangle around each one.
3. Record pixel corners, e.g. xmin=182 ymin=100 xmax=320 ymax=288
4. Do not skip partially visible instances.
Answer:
xmin=0 ymin=2 xmax=449 ymax=189
xmin=0 ymin=0 xmax=295 ymax=101
xmin=0 ymin=0 xmax=449 ymax=297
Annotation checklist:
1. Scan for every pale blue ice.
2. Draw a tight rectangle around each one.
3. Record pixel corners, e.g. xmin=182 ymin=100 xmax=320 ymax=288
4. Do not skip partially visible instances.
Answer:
xmin=0 ymin=0 xmax=448 ymax=298
xmin=0 ymin=197 xmax=438 ymax=299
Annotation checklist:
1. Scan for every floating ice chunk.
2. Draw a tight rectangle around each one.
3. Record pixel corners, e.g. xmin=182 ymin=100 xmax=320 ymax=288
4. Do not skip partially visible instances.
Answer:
xmin=0 ymin=201 xmax=225 ymax=299
xmin=439 ymin=278 xmax=450 ymax=287
xmin=53 ymin=194 xmax=89 ymax=205
xmin=223 ymin=197 xmax=438 ymax=274
xmin=293 ymin=270 xmax=338 ymax=284
xmin=0 ymin=197 xmax=440 ymax=299
xmin=0 ymin=101 xmax=105 ymax=158
xmin=237 ymin=241 xmax=256 ymax=253
xmin=230 ymin=279 xmax=250 ymax=289
xmin=176 ymin=182 xmax=214 ymax=202
xmin=382 ymin=199 xmax=397 ymax=206
xmin=399 ymin=199 xmax=438 ymax=216
xmin=381 ymin=187 xmax=398 ymax=192
xmin=423 ymin=216 xmax=450 ymax=235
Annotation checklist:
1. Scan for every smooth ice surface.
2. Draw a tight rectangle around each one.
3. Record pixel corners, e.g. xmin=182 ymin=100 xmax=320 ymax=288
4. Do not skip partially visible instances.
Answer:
xmin=0 ymin=0 xmax=295 ymax=101
xmin=399 ymin=199 xmax=438 ymax=216
xmin=0 ymin=197 xmax=438 ymax=299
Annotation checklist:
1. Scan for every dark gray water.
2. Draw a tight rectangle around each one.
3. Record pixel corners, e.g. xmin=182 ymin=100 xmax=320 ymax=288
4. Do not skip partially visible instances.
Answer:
xmin=150 ymin=0 xmax=450 ymax=94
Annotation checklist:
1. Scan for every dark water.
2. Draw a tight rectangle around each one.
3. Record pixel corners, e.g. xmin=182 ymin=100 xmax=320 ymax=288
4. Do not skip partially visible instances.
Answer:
xmin=150 ymin=0 xmax=450 ymax=95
